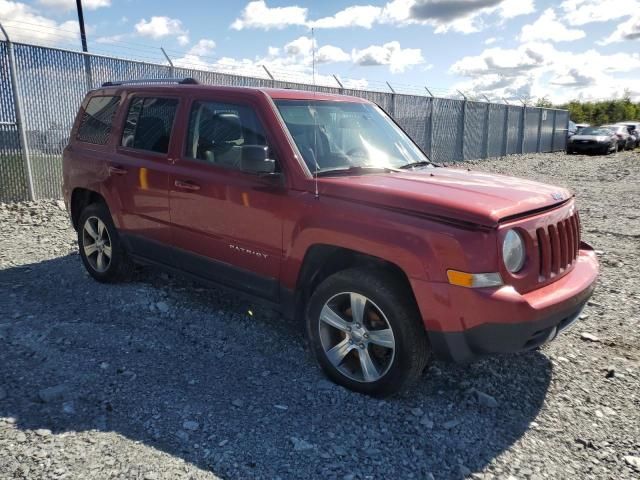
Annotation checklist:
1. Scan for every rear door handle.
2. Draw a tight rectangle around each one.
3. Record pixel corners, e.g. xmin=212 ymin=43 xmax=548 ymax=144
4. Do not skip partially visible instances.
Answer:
xmin=174 ymin=180 xmax=201 ymax=191
xmin=108 ymin=165 xmax=128 ymax=176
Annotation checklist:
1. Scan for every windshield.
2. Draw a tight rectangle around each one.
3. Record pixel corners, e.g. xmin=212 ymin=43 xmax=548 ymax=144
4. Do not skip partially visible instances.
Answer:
xmin=580 ymin=127 xmax=612 ymax=135
xmin=274 ymin=100 xmax=430 ymax=173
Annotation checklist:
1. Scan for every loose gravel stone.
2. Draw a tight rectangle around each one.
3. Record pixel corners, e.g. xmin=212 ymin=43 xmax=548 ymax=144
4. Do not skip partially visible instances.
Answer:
xmin=0 ymin=152 xmax=639 ymax=479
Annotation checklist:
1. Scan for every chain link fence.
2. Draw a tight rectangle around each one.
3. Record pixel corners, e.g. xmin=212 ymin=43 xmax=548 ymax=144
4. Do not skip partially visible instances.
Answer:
xmin=0 ymin=41 xmax=569 ymax=202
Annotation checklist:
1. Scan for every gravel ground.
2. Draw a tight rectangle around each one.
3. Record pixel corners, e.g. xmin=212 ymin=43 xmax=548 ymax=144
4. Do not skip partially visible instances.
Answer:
xmin=1 ymin=150 xmax=639 ymax=480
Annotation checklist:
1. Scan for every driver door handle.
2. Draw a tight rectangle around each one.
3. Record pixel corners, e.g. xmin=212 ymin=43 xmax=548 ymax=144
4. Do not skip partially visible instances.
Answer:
xmin=108 ymin=165 xmax=128 ymax=176
xmin=174 ymin=179 xmax=201 ymax=191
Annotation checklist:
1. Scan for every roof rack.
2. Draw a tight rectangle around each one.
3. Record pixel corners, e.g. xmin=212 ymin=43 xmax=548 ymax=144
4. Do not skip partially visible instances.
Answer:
xmin=101 ymin=78 xmax=199 ymax=87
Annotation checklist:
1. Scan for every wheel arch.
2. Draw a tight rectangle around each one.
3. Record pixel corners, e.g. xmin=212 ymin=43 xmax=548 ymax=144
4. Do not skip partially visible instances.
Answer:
xmin=292 ymin=244 xmax=420 ymax=325
xmin=70 ymin=188 xmax=108 ymax=231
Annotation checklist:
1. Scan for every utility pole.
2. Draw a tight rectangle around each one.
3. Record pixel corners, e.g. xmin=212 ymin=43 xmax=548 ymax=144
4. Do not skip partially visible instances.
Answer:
xmin=75 ymin=0 xmax=88 ymax=52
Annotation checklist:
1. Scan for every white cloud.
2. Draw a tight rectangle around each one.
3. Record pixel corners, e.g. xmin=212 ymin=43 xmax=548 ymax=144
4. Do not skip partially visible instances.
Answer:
xmin=352 ymin=41 xmax=425 ymax=73
xmin=134 ymin=16 xmax=189 ymax=45
xmin=520 ymin=8 xmax=585 ymax=43
xmin=312 ymin=5 xmax=381 ymax=29
xmin=450 ymin=41 xmax=640 ymax=103
xmin=599 ymin=14 xmax=640 ymax=45
xmin=380 ymin=0 xmax=535 ymax=34
xmin=317 ymin=45 xmax=350 ymax=63
xmin=231 ymin=0 xmax=534 ymax=34
xmin=0 ymin=0 xmax=79 ymax=45
xmin=484 ymin=36 xmax=499 ymax=45
xmin=559 ymin=0 xmax=640 ymax=26
xmin=231 ymin=0 xmax=307 ymax=30
xmin=37 ymin=0 xmax=110 ymax=11
xmin=187 ymin=39 xmax=216 ymax=57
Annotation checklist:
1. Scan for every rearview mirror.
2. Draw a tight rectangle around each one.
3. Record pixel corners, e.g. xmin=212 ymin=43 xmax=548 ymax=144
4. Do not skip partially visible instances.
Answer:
xmin=240 ymin=145 xmax=276 ymax=175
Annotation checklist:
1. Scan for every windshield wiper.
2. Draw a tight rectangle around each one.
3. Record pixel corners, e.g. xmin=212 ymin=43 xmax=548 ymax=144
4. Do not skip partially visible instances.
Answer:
xmin=399 ymin=160 xmax=436 ymax=169
xmin=316 ymin=165 xmax=401 ymax=177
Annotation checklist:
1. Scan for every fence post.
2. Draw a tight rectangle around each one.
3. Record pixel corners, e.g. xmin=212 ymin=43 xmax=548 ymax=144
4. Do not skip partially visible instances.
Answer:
xmin=262 ymin=65 xmax=275 ymax=88
xmin=386 ymin=82 xmax=396 ymax=117
xmin=428 ymin=97 xmax=435 ymax=160
xmin=483 ymin=102 xmax=490 ymax=159
xmin=502 ymin=105 xmax=509 ymax=156
xmin=0 ymin=24 xmax=35 ymax=201
xmin=520 ymin=105 xmax=526 ymax=154
xmin=550 ymin=110 xmax=557 ymax=152
xmin=458 ymin=91 xmax=467 ymax=161
xmin=333 ymin=74 xmax=344 ymax=94
xmin=536 ymin=108 xmax=543 ymax=153
xmin=161 ymin=47 xmax=175 ymax=77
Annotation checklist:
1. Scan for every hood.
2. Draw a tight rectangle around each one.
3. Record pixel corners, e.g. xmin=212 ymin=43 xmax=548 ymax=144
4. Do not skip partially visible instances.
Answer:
xmin=319 ymin=167 xmax=572 ymax=227
xmin=571 ymin=134 xmax=609 ymax=141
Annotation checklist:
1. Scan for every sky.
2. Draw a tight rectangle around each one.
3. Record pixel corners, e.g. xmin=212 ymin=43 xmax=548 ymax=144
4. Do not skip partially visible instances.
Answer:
xmin=1 ymin=0 xmax=639 ymax=103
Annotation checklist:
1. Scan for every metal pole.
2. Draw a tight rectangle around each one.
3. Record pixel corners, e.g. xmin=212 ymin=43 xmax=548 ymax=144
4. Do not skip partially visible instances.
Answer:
xmin=0 ymin=23 xmax=35 ymax=200
xmin=333 ymin=74 xmax=344 ymax=92
xmin=386 ymin=81 xmax=396 ymax=117
xmin=75 ymin=0 xmax=88 ymax=52
xmin=261 ymin=64 xmax=275 ymax=87
xmin=428 ymin=97 xmax=435 ymax=160
xmin=483 ymin=102 xmax=490 ymax=159
xmin=503 ymin=105 xmax=509 ymax=157
xmin=161 ymin=47 xmax=175 ymax=77
xmin=520 ymin=105 xmax=526 ymax=154
xmin=424 ymin=86 xmax=433 ymax=97
xmin=75 ymin=0 xmax=93 ymax=90
xmin=459 ymin=94 xmax=467 ymax=161
xmin=536 ymin=108 xmax=543 ymax=153
xmin=550 ymin=110 xmax=557 ymax=152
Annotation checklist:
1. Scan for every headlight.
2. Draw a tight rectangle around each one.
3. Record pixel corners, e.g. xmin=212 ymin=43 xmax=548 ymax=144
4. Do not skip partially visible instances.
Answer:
xmin=503 ymin=230 xmax=525 ymax=273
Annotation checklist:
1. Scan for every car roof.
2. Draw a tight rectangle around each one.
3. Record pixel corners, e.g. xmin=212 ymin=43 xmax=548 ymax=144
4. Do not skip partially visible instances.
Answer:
xmin=94 ymin=83 xmax=370 ymax=104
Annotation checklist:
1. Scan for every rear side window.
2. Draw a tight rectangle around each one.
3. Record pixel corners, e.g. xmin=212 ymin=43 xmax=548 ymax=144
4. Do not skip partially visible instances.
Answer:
xmin=77 ymin=96 xmax=120 ymax=145
xmin=185 ymin=100 xmax=267 ymax=169
xmin=121 ymin=97 xmax=178 ymax=154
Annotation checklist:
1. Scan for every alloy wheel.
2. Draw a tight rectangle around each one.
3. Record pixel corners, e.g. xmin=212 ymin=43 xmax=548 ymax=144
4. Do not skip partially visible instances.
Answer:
xmin=318 ymin=292 xmax=396 ymax=383
xmin=82 ymin=216 xmax=112 ymax=273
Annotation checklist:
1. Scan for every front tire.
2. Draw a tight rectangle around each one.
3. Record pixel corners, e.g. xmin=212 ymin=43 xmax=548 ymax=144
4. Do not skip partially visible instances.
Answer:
xmin=306 ymin=268 xmax=430 ymax=396
xmin=77 ymin=202 xmax=133 ymax=283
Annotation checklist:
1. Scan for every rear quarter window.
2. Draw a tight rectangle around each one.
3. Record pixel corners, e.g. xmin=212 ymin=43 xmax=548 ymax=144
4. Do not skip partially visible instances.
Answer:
xmin=121 ymin=97 xmax=178 ymax=154
xmin=76 ymin=96 xmax=121 ymax=145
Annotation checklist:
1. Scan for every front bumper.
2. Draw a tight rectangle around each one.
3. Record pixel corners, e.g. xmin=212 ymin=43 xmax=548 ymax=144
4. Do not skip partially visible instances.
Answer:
xmin=568 ymin=142 xmax=609 ymax=152
xmin=416 ymin=244 xmax=599 ymax=363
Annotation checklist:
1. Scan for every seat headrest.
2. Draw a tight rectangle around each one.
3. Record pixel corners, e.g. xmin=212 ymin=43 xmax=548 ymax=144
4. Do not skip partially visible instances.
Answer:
xmin=212 ymin=112 xmax=242 ymax=143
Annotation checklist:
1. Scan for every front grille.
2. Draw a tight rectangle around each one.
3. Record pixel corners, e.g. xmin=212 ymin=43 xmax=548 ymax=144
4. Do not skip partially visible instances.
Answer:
xmin=535 ymin=212 xmax=581 ymax=281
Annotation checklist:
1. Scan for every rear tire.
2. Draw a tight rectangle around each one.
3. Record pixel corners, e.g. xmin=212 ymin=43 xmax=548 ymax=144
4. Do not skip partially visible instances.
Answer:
xmin=306 ymin=268 xmax=430 ymax=397
xmin=77 ymin=202 xmax=133 ymax=283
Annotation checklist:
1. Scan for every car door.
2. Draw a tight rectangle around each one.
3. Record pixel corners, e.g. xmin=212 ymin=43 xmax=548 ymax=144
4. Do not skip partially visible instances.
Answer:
xmin=168 ymin=94 xmax=286 ymax=300
xmin=105 ymin=93 xmax=179 ymax=259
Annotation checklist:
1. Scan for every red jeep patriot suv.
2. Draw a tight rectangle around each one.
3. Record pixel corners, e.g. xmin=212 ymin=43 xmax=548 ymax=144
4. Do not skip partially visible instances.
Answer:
xmin=63 ymin=78 xmax=599 ymax=396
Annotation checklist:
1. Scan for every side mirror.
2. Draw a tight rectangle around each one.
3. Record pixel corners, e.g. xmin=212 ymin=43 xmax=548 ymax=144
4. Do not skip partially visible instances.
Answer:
xmin=240 ymin=145 xmax=277 ymax=175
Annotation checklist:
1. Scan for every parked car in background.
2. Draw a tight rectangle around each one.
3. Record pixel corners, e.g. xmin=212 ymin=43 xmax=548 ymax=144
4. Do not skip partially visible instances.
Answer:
xmin=62 ymin=79 xmax=599 ymax=396
xmin=602 ymin=124 xmax=634 ymax=150
xmin=615 ymin=122 xmax=640 ymax=148
xmin=567 ymin=126 xmax=618 ymax=155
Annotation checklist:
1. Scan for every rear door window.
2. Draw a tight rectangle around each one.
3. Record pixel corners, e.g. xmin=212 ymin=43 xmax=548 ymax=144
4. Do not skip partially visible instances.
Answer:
xmin=77 ymin=96 xmax=121 ymax=145
xmin=185 ymin=100 xmax=267 ymax=170
xmin=121 ymin=97 xmax=178 ymax=154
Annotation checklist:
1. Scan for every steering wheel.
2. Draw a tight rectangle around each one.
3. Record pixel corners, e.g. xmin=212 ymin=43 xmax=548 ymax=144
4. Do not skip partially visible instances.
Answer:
xmin=346 ymin=147 xmax=368 ymax=158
